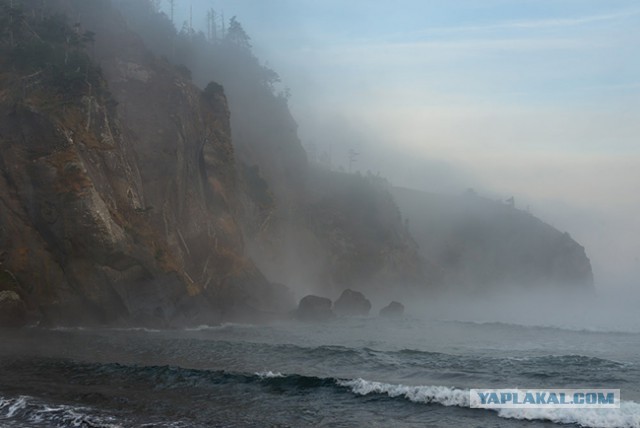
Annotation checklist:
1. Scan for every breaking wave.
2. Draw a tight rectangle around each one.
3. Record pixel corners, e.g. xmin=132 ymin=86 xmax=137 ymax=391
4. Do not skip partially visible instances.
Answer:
xmin=0 ymin=395 xmax=123 ymax=427
xmin=339 ymin=378 xmax=640 ymax=428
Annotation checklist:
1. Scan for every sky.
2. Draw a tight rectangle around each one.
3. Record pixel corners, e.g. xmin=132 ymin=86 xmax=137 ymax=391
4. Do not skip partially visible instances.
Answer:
xmin=171 ymin=0 xmax=640 ymax=290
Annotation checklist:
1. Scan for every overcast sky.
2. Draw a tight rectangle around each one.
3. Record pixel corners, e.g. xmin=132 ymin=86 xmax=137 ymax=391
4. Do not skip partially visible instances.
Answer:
xmin=169 ymin=0 xmax=640 ymax=290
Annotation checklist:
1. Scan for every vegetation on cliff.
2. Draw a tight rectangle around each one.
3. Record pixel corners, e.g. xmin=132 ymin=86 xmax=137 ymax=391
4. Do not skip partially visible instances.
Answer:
xmin=0 ymin=1 xmax=107 ymax=103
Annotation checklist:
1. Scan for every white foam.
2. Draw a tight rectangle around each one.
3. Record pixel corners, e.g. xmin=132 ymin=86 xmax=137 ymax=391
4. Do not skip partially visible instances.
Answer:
xmin=338 ymin=378 xmax=469 ymax=407
xmin=107 ymin=327 xmax=162 ymax=333
xmin=255 ymin=371 xmax=285 ymax=379
xmin=0 ymin=395 xmax=124 ymax=427
xmin=4 ymin=396 xmax=27 ymax=418
xmin=184 ymin=322 xmax=252 ymax=332
xmin=338 ymin=378 xmax=640 ymax=428
xmin=48 ymin=326 xmax=87 ymax=332
xmin=497 ymin=401 xmax=640 ymax=428
xmin=48 ymin=326 xmax=161 ymax=333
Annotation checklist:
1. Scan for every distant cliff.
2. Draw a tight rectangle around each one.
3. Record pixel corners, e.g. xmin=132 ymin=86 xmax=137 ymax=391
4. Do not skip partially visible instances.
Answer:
xmin=392 ymin=187 xmax=594 ymax=292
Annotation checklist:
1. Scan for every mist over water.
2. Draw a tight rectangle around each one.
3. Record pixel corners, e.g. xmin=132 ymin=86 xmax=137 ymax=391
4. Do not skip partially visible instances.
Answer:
xmin=406 ymin=288 xmax=640 ymax=333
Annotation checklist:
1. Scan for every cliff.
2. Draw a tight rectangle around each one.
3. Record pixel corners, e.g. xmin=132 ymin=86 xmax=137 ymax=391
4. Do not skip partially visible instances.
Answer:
xmin=392 ymin=187 xmax=594 ymax=293
xmin=0 ymin=0 xmax=289 ymax=326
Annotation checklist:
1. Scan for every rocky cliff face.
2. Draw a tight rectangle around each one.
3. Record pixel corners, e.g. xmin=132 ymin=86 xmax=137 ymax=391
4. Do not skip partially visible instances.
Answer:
xmin=0 ymin=0 xmax=289 ymax=326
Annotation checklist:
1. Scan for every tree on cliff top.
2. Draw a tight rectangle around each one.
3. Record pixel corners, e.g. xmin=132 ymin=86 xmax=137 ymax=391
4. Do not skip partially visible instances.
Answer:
xmin=224 ymin=16 xmax=251 ymax=50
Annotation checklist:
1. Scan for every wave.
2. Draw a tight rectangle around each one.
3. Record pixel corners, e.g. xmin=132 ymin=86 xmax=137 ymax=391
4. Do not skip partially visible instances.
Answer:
xmin=0 ymin=395 xmax=123 ymax=427
xmin=45 ymin=326 xmax=162 ymax=333
xmin=497 ymin=404 xmax=640 ymax=428
xmin=255 ymin=371 xmax=285 ymax=378
xmin=338 ymin=378 xmax=640 ymax=428
xmin=338 ymin=378 xmax=469 ymax=406
xmin=517 ymin=354 xmax=631 ymax=369
xmin=189 ymin=337 xmax=631 ymax=374
xmin=396 ymin=346 xmax=629 ymax=367
xmin=20 ymin=358 xmax=640 ymax=427
xmin=40 ymin=318 xmax=640 ymax=337
xmin=105 ymin=327 xmax=162 ymax=333
xmin=3 ymin=357 xmax=639 ymax=428
xmin=35 ymin=326 xmax=633 ymax=375
xmin=45 ymin=323 xmax=255 ymax=333
xmin=152 ymin=362 xmax=640 ymax=428
xmin=183 ymin=322 xmax=255 ymax=332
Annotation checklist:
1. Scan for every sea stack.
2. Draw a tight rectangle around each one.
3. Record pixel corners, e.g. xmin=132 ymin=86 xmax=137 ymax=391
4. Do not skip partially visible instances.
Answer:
xmin=379 ymin=301 xmax=405 ymax=318
xmin=295 ymin=295 xmax=334 ymax=321
xmin=333 ymin=289 xmax=372 ymax=316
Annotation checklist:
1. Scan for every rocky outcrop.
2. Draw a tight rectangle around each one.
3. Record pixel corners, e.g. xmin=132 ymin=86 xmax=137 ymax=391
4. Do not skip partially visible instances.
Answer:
xmin=294 ymin=295 xmax=334 ymax=322
xmin=379 ymin=301 xmax=405 ymax=318
xmin=333 ymin=289 xmax=371 ymax=316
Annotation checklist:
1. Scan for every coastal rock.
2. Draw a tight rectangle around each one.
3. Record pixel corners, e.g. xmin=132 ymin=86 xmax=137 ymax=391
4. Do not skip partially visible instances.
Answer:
xmin=295 ymin=295 xmax=334 ymax=321
xmin=0 ymin=291 xmax=27 ymax=328
xmin=333 ymin=289 xmax=371 ymax=316
xmin=379 ymin=301 xmax=404 ymax=318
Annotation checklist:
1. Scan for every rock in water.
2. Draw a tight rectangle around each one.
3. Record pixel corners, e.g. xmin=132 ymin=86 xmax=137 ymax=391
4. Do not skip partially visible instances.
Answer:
xmin=333 ymin=289 xmax=371 ymax=316
xmin=295 ymin=295 xmax=334 ymax=321
xmin=379 ymin=301 xmax=404 ymax=318
xmin=0 ymin=291 xmax=27 ymax=327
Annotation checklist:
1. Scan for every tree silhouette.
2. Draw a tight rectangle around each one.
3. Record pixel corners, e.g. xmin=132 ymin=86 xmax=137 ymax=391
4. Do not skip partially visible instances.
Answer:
xmin=225 ymin=16 xmax=251 ymax=49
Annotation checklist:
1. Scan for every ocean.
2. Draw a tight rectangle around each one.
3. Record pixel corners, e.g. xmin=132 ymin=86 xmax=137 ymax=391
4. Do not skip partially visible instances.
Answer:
xmin=1 ymin=316 xmax=639 ymax=427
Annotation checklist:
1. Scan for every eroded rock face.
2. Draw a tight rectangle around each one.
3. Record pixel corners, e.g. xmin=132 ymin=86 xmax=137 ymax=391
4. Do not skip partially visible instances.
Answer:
xmin=0 ymin=0 xmax=291 ymax=327
xmin=295 ymin=295 xmax=334 ymax=322
xmin=0 ymin=291 xmax=27 ymax=328
xmin=333 ymin=289 xmax=371 ymax=316
xmin=379 ymin=301 xmax=404 ymax=318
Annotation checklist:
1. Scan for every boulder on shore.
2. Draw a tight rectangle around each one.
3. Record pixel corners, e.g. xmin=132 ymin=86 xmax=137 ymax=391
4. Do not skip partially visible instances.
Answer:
xmin=295 ymin=295 xmax=334 ymax=321
xmin=333 ymin=289 xmax=371 ymax=316
xmin=0 ymin=290 xmax=27 ymax=328
xmin=379 ymin=301 xmax=404 ymax=318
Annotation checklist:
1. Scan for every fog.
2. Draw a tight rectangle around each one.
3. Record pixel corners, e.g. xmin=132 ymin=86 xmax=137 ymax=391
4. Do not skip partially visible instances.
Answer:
xmin=164 ymin=0 xmax=640 ymax=295
xmin=110 ymin=0 xmax=639 ymax=335
xmin=4 ymin=3 xmax=640 ymax=426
